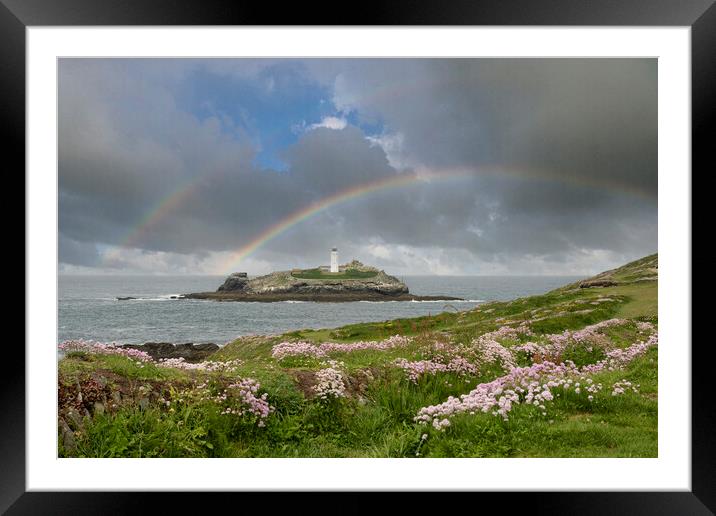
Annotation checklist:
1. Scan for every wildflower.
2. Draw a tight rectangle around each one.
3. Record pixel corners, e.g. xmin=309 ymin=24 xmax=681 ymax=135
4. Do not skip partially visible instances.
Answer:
xmin=157 ymin=357 xmax=242 ymax=372
xmin=272 ymin=335 xmax=412 ymax=360
xmin=224 ymin=378 xmax=274 ymax=424
xmin=415 ymin=329 xmax=657 ymax=430
xmin=313 ymin=360 xmax=347 ymax=399
xmin=58 ymin=339 xmax=153 ymax=362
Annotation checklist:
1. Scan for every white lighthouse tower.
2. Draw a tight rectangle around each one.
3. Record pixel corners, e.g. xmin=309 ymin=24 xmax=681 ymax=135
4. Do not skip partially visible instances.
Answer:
xmin=330 ymin=248 xmax=339 ymax=273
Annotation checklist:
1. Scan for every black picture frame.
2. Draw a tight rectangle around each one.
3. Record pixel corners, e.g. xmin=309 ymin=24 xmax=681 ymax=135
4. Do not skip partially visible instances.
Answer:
xmin=4 ymin=0 xmax=710 ymax=513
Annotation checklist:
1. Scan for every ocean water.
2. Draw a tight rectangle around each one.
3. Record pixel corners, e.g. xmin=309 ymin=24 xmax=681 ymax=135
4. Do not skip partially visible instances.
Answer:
xmin=58 ymin=274 xmax=584 ymax=346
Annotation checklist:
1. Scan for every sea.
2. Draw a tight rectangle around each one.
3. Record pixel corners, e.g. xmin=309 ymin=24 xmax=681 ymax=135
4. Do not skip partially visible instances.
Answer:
xmin=58 ymin=275 xmax=585 ymax=346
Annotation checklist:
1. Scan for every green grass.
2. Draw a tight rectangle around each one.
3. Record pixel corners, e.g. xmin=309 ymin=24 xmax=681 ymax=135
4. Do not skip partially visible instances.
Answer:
xmin=61 ymin=348 xmax=657 ymax=458
xmin=290 ymin=268 xmax=378 ymax=280
xmin=59 ymin=254 xmax=659 ymax=458
xmin=59 ymin=352 xmax=187 ymax=382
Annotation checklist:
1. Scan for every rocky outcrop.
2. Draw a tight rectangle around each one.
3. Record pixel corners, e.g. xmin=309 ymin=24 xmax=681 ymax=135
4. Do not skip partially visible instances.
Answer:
xmin=579 ymin=279 xmax=619 ymax=288
xmin=218 ymin=272 xmax=249 ymax=292
xmin=245 ymin=270 xmax=408 ymax=296
xmin=119 ymin=342 xmax=219 ymax=363
xmin=558 ymin=253 xmax=658 ymax=292
xmin=210 ymin=262 xmax=407 ymax=296
xmin=186 ymin=261 xmax=463 ymax=302
xmin=341 ymin=259 xmax=375 ymax=272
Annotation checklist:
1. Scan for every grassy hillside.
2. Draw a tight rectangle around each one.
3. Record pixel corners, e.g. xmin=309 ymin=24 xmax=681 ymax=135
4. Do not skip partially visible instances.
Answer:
xmin=58 ymin=254 xmax=658 ymax=458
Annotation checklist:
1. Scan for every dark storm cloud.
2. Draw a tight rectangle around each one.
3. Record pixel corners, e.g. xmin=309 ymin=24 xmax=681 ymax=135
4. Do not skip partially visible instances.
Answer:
xmin=59 ymin=59 xmax=305 ymax=255
xmin=329 ymin=59 xmax=657 ymax=197
xmin=58 ymin=58 xmax=657 ymax=273
xmin=59 ymin=234 xmax=101 ymax=268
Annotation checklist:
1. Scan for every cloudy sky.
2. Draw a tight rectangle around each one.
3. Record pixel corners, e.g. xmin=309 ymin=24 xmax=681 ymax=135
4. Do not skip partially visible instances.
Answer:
xmin=58 ymin=58 xmax=657 ymax=276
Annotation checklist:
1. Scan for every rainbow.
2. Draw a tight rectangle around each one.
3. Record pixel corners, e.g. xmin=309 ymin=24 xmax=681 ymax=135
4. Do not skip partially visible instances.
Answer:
xmin=101 ymin=175 xmax=208 ymax=265
xmin=214 ymin=168 xmax=476 ymax=274
xmin=212 ymin=166 xmax=654 ymax=275
xmin=125 ymin=185 xmax=198 ymax=250
xmin=105 ymin=162 xmax=655 ymax=272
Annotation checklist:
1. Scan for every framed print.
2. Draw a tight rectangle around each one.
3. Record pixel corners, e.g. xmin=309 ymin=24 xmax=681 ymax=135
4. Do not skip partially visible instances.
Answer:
xmin=5 ymin=0 xmax=711 ymax=512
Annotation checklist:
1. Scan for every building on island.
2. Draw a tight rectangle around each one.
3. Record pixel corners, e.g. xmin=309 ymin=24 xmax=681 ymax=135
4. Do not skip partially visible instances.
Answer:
xmin=330 ymin=248 xmax=338 ymax=273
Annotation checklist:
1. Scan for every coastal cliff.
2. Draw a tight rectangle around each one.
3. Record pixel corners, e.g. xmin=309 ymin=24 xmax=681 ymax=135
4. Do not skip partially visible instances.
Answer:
xmin=185 ymin=260 xmax=462 ymax=302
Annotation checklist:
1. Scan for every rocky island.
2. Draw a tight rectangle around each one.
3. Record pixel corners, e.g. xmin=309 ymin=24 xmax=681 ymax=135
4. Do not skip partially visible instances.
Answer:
xmin=185 ymin=259 xmax=463 ymax=302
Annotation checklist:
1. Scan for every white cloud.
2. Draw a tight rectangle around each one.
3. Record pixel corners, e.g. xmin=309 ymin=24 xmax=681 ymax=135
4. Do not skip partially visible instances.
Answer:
xmin=366 ymin=132 xmax=414 ymax=170
xmin=309 ymin=116 xmax=347 ymax=131
xmin=365 ymin=242 xmax=392 ymax=259
xmin=71 ymin=245 xmax=275 ymax=275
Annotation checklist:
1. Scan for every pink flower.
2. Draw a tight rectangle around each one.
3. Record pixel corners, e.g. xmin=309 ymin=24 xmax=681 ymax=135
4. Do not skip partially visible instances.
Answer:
xmin=272 ymin=335 xmax=412 ymax=360
xmin=313 ymin=360 xmax=347 ymax=399
xmin=58 ymin=339 xmax=153 ymax=362
xmin=415 ymin=329 xmax=657 ymax=430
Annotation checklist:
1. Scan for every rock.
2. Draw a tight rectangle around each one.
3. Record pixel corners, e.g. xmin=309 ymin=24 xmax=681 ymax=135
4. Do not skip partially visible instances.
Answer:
xmin=74 ymin=380 xmax=83 ymax=404
xmin=579 ymin=280 xmax=618 ymax=288
xmin=119 ymin=342 xmax=219 ymax=363
xmin=222 ymin=264 xmax=409 ymax=297
xmin=65 ymin=408 xmax=84 ymax=431
xmin=218 ymin=272 xmax=249 ymax=292
xmin=93 ymin=375 xmax=108 ymax=388
xmin=343 ymin=260 xmax=371 ymax=272
xmin=116 ymin=296 xmax=136 ymax=300
xmin=59 ymin=418 xmax=77 ymax=453
xmin=93 ymin=402 xmax=105 ymax=415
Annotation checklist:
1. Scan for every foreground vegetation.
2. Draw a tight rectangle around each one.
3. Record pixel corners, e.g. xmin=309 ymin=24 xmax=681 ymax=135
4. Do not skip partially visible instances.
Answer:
xmin=58 ymin=254 xmax=658 ymax=457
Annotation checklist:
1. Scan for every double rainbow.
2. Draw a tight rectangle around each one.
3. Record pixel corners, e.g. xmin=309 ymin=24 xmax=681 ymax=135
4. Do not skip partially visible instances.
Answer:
xmin=106 ymin=165 xmax=653 ymax=274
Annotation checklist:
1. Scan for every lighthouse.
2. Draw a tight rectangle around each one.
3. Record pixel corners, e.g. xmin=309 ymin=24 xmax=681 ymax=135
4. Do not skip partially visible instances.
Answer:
xmin=330 ymin=248 xmax=338 ymax=273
